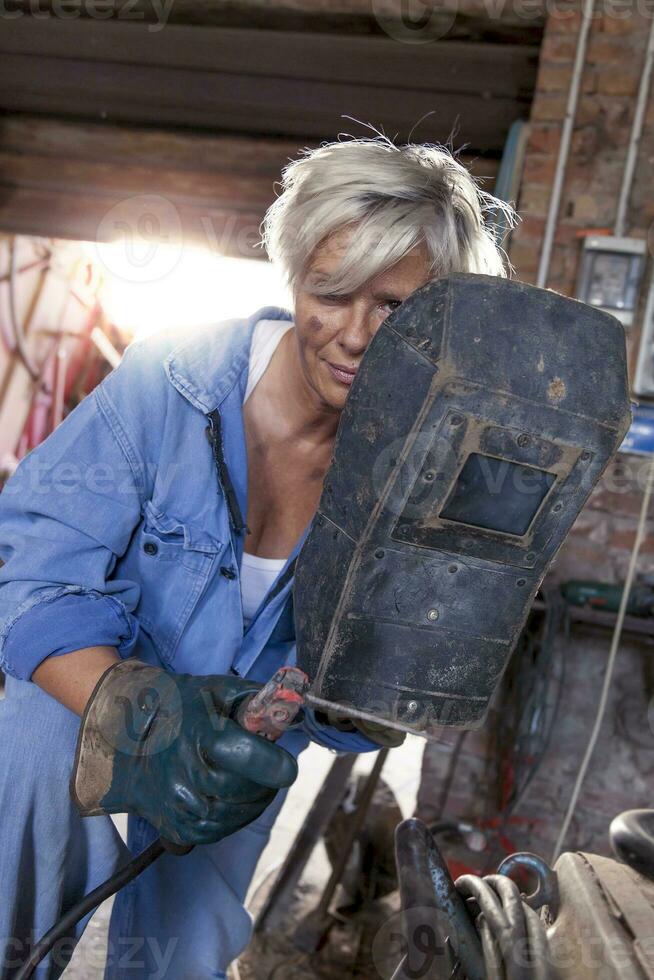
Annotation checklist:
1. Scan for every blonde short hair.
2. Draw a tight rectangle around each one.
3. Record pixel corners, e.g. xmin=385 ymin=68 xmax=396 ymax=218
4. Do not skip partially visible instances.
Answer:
xmin=260 ymin=137 xmax=514 ymax=296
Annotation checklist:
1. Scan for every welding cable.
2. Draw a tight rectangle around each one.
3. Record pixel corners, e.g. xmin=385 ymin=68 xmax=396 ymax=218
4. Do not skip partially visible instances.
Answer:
xmin=485 ymin=876 xmax=527 ymax=958
xmin=455 ymin=875 xmax=509 ymax=947
xmin=487 ymin=875 xmax=551 ymax=980
xmin=522 ymin=904 xmax=552 ymax=980
xmin=478 ymin=914 xmax=504 ymax=980
xmin=455 ymin=874 xmax=553 ymax=980
xmin=13 ymin=839 xmax=166 ymax=980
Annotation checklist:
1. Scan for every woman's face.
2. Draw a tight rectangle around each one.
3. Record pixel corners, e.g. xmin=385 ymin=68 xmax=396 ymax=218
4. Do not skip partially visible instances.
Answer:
xmin=293 ymin=226 xmax=432 ymax=413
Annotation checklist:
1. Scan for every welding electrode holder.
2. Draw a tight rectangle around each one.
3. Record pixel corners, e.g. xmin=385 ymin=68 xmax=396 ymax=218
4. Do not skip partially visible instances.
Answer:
xmin=159 ymin=666 xmax=309 ymax=855
xmin=12 ymin=667 xmax=311 ymax=978
xmin=70 ymin=660 xmax=302 ymax=851
xmin=156 ymin=665 xmax=310 ymax=856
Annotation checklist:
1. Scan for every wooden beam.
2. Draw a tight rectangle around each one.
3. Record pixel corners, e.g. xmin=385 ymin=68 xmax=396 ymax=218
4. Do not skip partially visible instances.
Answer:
xmin=0 ymin=115 xmax=500 ymax=248
xmin=0 ymin=19 xmax=539 ymax=152
xmin=0 ymin=116 xmax=302 ymax=175
xmin=0 ymin=20 xmax=538 ymax=97
xmin=0 ymin=186 xmax=266 ymax=257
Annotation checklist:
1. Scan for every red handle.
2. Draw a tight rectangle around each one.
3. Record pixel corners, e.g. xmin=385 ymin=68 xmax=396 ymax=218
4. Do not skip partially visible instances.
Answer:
xmin=237 ymin=666 xmax=310 ymax=741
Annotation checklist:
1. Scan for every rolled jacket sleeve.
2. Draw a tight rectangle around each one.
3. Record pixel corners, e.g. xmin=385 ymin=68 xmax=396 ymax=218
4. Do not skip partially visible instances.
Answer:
xmin=282 ymin=644 xmax=379 ymax=753
xmin=301 ymin=707 xmax=380 ymax=753
xmin=0 ymin=343 xmax=157 ymax=680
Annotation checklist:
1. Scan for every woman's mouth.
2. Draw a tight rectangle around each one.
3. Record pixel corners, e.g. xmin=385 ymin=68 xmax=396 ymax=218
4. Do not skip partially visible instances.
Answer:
xmin=327 ymin=362 xmax=357 ymax=386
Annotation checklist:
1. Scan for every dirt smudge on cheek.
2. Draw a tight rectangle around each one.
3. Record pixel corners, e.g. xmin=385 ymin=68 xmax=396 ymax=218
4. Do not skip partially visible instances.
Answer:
xmin=308 ymin=315 xmax=324 ymax=333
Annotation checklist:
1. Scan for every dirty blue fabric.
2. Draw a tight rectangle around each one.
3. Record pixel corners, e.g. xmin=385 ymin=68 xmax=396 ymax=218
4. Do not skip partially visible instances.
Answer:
xmin=0 ymin=308 xmax=378 ymax=979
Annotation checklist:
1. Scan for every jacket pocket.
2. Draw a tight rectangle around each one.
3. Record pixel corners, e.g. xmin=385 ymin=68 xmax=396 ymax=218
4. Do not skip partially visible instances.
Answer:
xmin=134 ymin=501 xmax=224 ymax=663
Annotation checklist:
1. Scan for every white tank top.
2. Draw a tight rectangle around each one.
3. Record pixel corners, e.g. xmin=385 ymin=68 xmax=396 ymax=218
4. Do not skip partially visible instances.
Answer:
xmin=240 ymin=317 xmax=294 ymax=627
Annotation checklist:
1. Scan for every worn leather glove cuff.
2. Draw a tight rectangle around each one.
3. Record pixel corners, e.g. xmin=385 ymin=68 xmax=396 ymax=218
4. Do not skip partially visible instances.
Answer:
xmin=71 ymin=658 xmax=173 ymax=815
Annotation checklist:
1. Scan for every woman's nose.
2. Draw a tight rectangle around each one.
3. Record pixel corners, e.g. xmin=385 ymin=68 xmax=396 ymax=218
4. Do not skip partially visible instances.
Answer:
xmin=336 ymin=306 xmax=377 ymax=355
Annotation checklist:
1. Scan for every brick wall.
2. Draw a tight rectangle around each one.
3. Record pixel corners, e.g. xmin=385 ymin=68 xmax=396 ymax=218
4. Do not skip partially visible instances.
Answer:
xmin=509 ymin=2 xmax=654 ymax=297
xmin=417 ymin=2 xmax=654 ymax=863
xmin=509 ymin=1 xmax=654 ymax=587
xmin=552 ymin=454 xmax=654 ymax=584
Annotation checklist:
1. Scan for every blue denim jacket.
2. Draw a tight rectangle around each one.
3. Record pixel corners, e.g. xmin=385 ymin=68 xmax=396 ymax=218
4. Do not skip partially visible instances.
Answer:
xmin=0 ymin=306 xmax=376 ymax=754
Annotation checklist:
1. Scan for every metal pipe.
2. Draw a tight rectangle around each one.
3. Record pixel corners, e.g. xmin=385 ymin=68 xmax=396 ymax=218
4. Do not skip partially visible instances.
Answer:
xmin=254 ymin=752 xmax=356 ymax=934
xmin=395 ymin=818 xmax=485 ymax=980
xmin=305 ymin=693 xmax=445 ymax=743
xmin=8 ymin=237 xmax=41 ymax=381
xmin=614 ymin=16 xmax=654 ymax=238
xmin=537 ymin=0 xmax=596 ymax=288
xmin=292 ymin=748 xmax=389 ymax=954
xmin=0 ymin=252 xmax=51 ymax=355
xmin=491 ymin=119 xmax=529 ymax=248
xmin=90 ymin=325 xmax=123 ymax=370
xmin=313 ymin=747 xmax=388 ymax=918
xmin=51 ymin=344 xmax=69 ymax=430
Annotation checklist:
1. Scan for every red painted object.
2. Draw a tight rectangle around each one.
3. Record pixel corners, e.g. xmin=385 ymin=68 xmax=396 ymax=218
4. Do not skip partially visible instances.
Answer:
xmin=237 ymin=666 xmax=310 ymax=741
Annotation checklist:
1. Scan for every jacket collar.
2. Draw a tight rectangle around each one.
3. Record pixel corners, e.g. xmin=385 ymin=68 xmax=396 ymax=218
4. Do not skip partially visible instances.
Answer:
xmin=164 ymin=305 xmax=294 ymax=413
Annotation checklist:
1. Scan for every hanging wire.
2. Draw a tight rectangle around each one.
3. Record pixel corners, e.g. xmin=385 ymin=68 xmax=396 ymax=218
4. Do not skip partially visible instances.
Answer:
xmin=551 ymin=452 xmax=654 ymax=862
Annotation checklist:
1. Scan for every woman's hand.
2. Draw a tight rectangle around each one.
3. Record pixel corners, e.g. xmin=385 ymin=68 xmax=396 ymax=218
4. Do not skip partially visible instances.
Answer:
xmin=313 ymin=706 xmax=406 ymax=748
xmin=70 ymin=659 xmax=298 ymax=846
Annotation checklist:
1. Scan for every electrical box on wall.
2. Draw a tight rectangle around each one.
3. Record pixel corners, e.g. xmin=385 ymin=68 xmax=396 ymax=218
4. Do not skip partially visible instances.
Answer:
xmin=576 ymin=236 xmax=647 ymax=328
xmin=619 ymin=403 xmax=654 ymax=455
xmin=633 ymin=274 xmax=654 ymax=398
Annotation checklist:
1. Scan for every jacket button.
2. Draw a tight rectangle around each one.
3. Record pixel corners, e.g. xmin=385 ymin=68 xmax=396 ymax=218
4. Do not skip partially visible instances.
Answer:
xmin=144 ymin=542 xmax=158 ymax=555
xmin=220 ymin=565 xmax=236 ymax=580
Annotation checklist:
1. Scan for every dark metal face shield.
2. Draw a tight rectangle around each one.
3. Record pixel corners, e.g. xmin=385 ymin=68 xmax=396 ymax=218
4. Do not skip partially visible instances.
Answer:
xmin=293 ymin=273 xmax=631 ymax=737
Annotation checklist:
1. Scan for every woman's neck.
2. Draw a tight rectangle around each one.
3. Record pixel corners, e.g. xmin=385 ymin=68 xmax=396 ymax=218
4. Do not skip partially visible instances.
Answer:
xmin=250 ymin=329 xmax=340 ymax=448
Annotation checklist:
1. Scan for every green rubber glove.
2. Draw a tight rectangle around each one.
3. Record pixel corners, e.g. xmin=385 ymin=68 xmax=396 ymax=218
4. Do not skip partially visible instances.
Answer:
xmin=71 ymin=659 xmax=298 ymax=846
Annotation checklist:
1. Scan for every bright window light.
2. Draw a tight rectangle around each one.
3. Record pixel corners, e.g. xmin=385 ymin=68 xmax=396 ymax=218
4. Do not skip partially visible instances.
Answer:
xmin=89 ymin=241 xmax=292 ymax=340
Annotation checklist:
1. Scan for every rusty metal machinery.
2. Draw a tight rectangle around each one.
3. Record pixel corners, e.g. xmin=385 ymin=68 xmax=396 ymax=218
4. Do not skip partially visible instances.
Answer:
xmin=388 ymin=810 xmax=654 ymax=980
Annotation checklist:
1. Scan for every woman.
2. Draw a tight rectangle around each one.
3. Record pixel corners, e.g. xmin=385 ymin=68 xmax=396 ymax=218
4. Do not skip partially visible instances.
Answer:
xmin=0 ymin=137 xmax=510 ymax=979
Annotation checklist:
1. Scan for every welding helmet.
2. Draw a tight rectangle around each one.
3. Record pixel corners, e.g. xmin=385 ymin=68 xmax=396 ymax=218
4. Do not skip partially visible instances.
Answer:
xmin=294 ymin=274 xmax=631 ymax=736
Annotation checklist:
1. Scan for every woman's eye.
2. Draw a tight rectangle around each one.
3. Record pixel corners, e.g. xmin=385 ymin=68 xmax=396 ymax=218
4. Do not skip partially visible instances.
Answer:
xmin=382 ymin=300 xmax=402 ymax=313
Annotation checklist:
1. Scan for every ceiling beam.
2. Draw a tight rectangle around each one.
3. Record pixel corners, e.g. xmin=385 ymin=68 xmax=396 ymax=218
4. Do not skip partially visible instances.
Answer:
xmin=0 ymin=19 xmax=539 ymax=152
